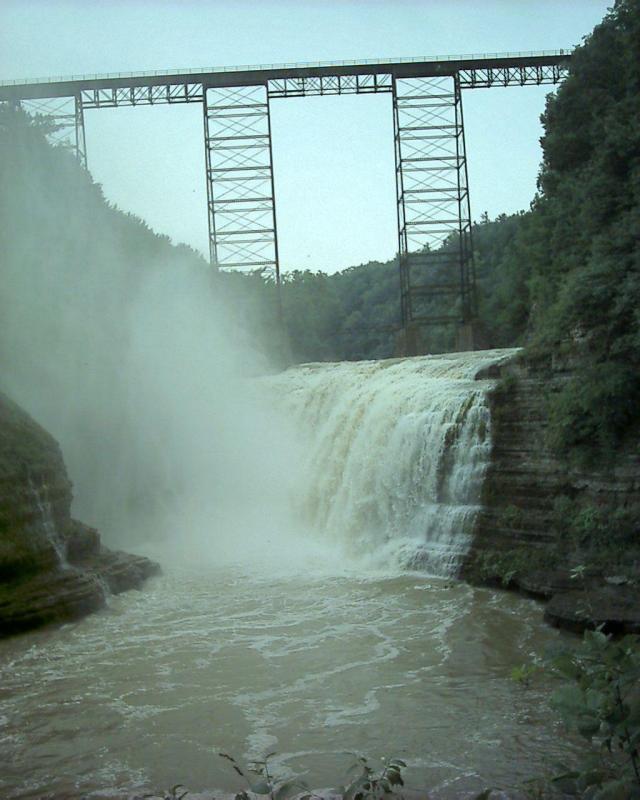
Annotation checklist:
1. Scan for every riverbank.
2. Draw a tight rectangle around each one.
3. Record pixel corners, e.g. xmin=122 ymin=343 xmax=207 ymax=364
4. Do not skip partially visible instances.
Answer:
xmin=0 ymin=391 xmax=159 ymax=638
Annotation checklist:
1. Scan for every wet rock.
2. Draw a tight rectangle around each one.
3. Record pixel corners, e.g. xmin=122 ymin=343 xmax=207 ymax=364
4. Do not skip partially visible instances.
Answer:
xmin=66 ymin=518 xmax=101 ymax=562
xmin=0 ymin=391 xmax=159 ymax=638
xmin=544 ymin=586 xmax=640 ymax=635
xmin=91 ymin=548 xmax=161 ymax=594
xmin=514 ymin=569 xmax=578 ymax=599
xmin=0 ymin=567 xmax=105 ymax=637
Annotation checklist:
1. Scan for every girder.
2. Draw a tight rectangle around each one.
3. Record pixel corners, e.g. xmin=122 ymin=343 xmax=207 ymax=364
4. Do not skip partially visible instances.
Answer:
xmin=458 ymin=62 xmax=565 ymax=88
xmin=80 ymin=82 xmax=203 ymax=109
xmin=0 ymin=51 xmax=570 ymax=102
xmin=267 ymin=73 xmax=392 ymax=98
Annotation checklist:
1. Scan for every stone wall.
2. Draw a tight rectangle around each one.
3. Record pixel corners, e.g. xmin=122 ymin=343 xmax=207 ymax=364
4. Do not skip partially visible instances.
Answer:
xmin=0 ymin=391 xmax=159 ymax=637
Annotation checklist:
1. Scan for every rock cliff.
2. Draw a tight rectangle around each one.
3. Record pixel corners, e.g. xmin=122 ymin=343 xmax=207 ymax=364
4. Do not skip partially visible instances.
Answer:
xmin=0 ymin=391 xmax=159 ymax=637
xmin=462 ymin=352 xmax=640 ymax=633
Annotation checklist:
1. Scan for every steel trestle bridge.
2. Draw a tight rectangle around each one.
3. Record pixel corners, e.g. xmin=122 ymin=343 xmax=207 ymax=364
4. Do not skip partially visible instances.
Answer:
xmin=0 ymin=51 xmax=571 ymax=347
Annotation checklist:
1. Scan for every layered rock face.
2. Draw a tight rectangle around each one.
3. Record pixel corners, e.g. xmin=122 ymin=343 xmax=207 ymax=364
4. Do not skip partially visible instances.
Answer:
xmin=0 ymin=392 xmax=159 ymax=637
xmin=462 ymin=354 xmax=640 ymax=633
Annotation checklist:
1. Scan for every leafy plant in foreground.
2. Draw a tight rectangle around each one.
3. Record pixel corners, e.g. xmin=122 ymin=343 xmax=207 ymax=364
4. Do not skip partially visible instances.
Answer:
xmin=217 ymin=751 xmax=409 ymax=800
xmin=219 ymin=750 xmax=316 ymax=799
xmin=548 ymin=629 xmax=640 ymax=798
xmin=338 ymin=755 xmax=407 ymax=800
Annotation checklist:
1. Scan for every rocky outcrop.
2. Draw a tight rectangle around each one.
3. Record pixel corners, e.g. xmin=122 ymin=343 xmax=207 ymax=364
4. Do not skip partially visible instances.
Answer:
xmin=462 ymin=352 xmax=640 ymax=634
xmin=0 ymin=391 xmax=159 ymax=637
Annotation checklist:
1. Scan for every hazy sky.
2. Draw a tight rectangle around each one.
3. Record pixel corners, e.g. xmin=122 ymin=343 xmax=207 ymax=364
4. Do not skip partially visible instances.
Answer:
xmin=1 ymin=0 xmax=611 ymax=273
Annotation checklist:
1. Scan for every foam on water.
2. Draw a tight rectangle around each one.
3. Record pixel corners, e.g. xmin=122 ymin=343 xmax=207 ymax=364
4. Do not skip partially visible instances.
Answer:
xmin=0 ymin=566 xmax=578 ymax=799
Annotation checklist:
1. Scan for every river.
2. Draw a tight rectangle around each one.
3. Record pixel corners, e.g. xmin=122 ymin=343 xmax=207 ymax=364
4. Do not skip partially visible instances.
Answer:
xmin=0 ymin=564 xmax=578 ymax=799
xmin=0 ymin=351 xmax=579 ymax=798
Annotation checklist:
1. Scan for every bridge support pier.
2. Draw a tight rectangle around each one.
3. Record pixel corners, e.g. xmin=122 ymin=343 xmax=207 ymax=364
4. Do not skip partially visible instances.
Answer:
xmin=202 ymin=83 xmax=280 ymax=289
xmin=393 ymin=73 xmax=476 ymax=355
xmin=74 ymin=94 xmax=87 ymax=169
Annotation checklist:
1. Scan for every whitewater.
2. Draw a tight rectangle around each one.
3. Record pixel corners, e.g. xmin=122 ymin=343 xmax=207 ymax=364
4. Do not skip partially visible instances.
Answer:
xmin=265 ymin=349 xmax=519 ymax=574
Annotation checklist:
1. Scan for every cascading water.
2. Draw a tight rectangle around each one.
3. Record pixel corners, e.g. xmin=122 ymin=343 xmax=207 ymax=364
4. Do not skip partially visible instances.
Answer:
xmin=27 ymin=474 xmax=68 ymax=568
xmin=267 ymin=348 xmax=519 ymax=575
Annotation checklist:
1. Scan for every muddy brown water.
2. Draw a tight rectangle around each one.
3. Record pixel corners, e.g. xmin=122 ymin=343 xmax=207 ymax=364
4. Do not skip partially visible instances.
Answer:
xmin=0 ymin=563 xmax=581 ymax=799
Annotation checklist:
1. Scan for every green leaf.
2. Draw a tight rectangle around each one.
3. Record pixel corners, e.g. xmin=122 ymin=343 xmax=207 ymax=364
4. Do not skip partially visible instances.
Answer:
xmin=576 ymin=769 xmax=608 ymax=791
xmin=387 ymin=767 xmax=404 ymax=787
xmin=553 ymin=654 xmax=581 ymax=679
xmin=551 ymin=684 xmax=586 ymax=713
xmin=577 ymin=715 xmax=602 ymax=738
xmin=551 ymin=771 xmax=580 ymax=795
xmin=552 ymin=771 xmax=581 ymax=783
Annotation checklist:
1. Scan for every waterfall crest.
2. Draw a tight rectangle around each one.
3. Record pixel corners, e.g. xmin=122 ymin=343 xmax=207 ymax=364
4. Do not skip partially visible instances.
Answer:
xmin=269 ymin=349 xmax=518 ymax=575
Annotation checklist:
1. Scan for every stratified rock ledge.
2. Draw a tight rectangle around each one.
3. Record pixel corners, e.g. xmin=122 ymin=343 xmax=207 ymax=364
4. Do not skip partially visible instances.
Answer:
xmin=462 ymin=350 xmax=640 ymax=635
xmin=0 ymin=391 xmax=160 ymax=638
xmin=544 ymin=586 xmax=640 ymax=635
xmin=0 ymin=540 xmax=160 ymax=638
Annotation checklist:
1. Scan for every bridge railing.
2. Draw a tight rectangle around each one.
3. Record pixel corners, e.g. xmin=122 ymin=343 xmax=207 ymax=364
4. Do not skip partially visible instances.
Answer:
xmin=0 ymin=50 xmax=570 ymax=87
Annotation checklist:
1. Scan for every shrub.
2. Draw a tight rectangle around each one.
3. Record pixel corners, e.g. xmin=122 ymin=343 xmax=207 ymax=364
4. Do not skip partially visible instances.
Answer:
xmin=547 ymin=629 xmax=640 ymax=798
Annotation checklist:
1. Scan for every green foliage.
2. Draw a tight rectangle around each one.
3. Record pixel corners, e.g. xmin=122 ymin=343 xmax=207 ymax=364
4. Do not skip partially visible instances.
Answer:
xmin=339 ymin=755 xmax=407 ymax=800
xmin=547 ymin=364 xmax=640 ymax=465
xmin=529 ymin=0 xmax=640 ymax=462
xmin=552 ymin=496 xmax=639 ymax=568
xmin=548 ymin=629 xmax=640 ymax=798
xmin=139 ymin=786 xmax=189 ymax=800
xmin=218 ymin=751 xmax=315 ymax=800
xmin=216 ymin=751 xmax=409 ymax=800
xmin=468 ymin=547 xmax=551 ymax=587
xmin=510 ymin=663 xmax=539 ymax=688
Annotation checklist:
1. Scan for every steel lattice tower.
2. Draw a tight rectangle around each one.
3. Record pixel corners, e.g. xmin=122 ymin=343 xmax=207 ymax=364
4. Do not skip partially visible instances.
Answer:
xmin=393 ymin=75 xmax=475 ymax=330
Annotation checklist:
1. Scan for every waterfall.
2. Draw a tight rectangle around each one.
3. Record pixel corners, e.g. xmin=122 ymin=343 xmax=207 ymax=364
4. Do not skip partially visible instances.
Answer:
xmin=268 ymin=349 xmax=518 ymax=576
xmin=28 ymin=474 xmax=68 ymax=568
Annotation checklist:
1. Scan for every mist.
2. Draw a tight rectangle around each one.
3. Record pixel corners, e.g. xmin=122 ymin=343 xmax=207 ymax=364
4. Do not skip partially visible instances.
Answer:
xmin=0 ymin=108 xmax=308 ymax=570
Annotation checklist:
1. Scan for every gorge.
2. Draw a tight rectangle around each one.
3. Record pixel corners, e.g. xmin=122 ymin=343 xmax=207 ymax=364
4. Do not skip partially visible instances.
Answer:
xmin=2 ymin=2 xmax=639 ymax=794
xmin=2 ymin=337 xmax=637 ymax=797
xmin=0 ymin=347 xmax=586 ymax=799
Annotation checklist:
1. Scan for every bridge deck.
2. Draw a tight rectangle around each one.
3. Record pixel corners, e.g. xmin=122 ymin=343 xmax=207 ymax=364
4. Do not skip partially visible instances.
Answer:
xmin=0 ymin=50 xmax=570 ymax=101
